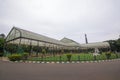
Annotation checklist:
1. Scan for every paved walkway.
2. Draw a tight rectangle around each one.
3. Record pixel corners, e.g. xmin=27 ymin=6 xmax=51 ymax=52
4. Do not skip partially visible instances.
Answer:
xmin=0 ymin=61 xmax=120 ymax=80
xmin=0 ymin=57 xmax=9 ymax=61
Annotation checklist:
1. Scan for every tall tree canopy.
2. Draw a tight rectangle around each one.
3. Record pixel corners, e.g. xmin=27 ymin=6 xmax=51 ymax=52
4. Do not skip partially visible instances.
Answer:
xmin=108 ymin=38 xmax=120 ymax=52
xmin=0 ymin=38 xmax=5 ymax=56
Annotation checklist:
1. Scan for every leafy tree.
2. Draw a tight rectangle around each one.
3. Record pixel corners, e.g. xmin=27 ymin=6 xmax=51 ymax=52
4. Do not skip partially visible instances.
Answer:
xmin=107 ymin=39 xmax=120 ymax=52
xmin=116 ymin=39 xmax=120 ymax=52
xmin=5 ymin=44 xmax=18 ymax=54
xmin=0 ymin=38 xmax=5 ymax=56
xmin=0 ymin=34 xmax=5 ymax=38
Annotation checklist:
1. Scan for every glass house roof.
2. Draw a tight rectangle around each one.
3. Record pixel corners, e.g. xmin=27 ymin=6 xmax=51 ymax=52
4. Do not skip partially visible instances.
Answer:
xmin=6 ymin=27 xmax=66 ymax=46
xmin=6 ymin=27 xmax=110 ymax=48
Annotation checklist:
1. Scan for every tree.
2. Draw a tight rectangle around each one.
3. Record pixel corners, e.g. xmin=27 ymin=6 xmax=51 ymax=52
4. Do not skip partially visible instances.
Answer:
xmin=0 ymin=34 xmax=5 ymax=39
xmin=0 ymin=38 xmax=5 ymax=56
xmin=5 ymin=44 xmax=18 ymax=54
xmin=107 ymin=39 xmax=120 ymax=52
xmin=116 ymin=39 xmax=120 ymax=52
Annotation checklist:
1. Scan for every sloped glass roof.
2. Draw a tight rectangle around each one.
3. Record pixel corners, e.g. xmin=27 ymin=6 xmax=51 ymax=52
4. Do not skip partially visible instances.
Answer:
xmin=6 ymin=27 xmax=67 ymax=46
xmin=60 ymin=37 xmax=81 ymax=47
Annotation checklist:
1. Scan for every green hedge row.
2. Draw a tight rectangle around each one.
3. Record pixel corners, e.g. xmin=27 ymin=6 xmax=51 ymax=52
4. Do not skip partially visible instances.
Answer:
xmin=8 ymin=53 xmax=120 ymax=62
xmin=28 ymin=53 xmax=120 ymax=62
xmin=8 ymin=53 xmax=28 ymax=61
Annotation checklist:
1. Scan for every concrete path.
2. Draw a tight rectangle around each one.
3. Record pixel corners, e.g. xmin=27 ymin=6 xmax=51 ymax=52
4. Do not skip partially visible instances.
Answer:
xmin=0 ymin=61 xmax=120 ymax=80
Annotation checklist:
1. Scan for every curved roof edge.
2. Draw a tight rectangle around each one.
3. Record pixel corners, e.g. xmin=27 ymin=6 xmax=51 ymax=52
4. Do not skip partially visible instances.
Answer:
xmin=80 ymin=42 xmax=110 ymax=48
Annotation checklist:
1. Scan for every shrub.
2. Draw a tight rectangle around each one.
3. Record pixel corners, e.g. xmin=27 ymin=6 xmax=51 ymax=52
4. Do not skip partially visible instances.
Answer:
xmin=0 ymin=53 xmax=4 ymax=57
xmin=22 ymin=53 xmax=29 ymax=60
xmin=8 ymin=54 xmax=22 ymax=61
xmin=105 ymin=52 xmax=111 ymax=59
xmin=66 ymin=54 xmax=72 ymax=61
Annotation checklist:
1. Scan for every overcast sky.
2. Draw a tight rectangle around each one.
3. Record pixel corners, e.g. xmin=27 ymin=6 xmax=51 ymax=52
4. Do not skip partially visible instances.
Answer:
xmin=0 ymin=0 xmax=120 ymax=43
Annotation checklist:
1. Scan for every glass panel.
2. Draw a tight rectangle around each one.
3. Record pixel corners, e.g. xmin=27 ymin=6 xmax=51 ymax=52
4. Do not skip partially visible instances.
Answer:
xmin=31 ymin=40 xmax=37 ymax=46
xmin=6 ymin=28 xmax=20 ymax=42
xmin=13 ymin=39 xmax=20 ymax=44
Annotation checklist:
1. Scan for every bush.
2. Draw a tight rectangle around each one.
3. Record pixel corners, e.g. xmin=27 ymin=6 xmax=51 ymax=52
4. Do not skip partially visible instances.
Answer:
xmin=105 ymin=52 xmax=111 ymax=59
xmin=22 ymin=53 xmax=29 ymax=60
xmin=66 ymin=54 xmax=72 ymax=61
xmin=8 ymin=54 xmax=22 ymax=61
xmin=0 ymin=53 xmax=4 ymax=57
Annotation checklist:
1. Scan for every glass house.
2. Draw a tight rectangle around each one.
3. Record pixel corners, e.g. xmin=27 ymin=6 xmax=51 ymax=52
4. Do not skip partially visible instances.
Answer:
xmin=5 ymin=27 xmax=81 ymax=56
xmin=5 ymin=27 xmax=110 ymax=56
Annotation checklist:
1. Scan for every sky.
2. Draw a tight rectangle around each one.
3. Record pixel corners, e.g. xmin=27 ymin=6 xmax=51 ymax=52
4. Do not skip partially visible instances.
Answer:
xmin=0 ymin=0 xmax=120 ymax=44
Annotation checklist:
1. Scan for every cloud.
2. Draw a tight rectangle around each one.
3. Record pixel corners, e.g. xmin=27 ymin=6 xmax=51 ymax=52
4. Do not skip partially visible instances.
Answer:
xmin=0 ymin=0 xmax=120 ymax=43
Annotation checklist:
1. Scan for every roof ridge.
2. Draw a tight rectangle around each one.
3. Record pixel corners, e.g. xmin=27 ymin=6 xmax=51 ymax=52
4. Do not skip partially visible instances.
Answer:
xmin=12 ymin=26 xmax=65 ymax=45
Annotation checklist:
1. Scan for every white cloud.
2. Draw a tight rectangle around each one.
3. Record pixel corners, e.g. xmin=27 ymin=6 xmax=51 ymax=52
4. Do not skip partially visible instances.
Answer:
xmin=0 ymin=0 xmax=120 ymax=43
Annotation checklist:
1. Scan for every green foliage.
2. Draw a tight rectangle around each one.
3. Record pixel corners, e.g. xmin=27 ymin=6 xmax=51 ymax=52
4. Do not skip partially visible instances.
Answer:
xmin=33 ymin=46 xmax=39 ymax=52
xmin=17 ymin=46 xmax=24 ymax=54
xmin=105 ymin=52 xmax=111 ymax=59
xmin=66 ymin=54 xmax=72 ymax=61
xmin=8 ymin=53 xmax=29 ymax=61
xmin=42 ymin=48 xmax=46 ymax=54
xmin=0 ymin=38 xmax=5 ymax=53
xmin=21 ymin=53 xmax=29 ymax=60
xmin=5 ymin=44 xmax=18 ymax=53
xmin=108 ymin=39 xmax=120 ymax=52
xmin=8 ymin=54 xmax=22 ymax=61
xmin=21 ymin=45 xmax=31 ymax=53
xmin=26 ymin=52 xmax=120 ymax=62
xmin=0 ymin=38 xmax=5 ymax=57
xmin=0 ymin=53 xmax=4 ymax=57
xmin=5 ymin=44 xmax=25 ymax=54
